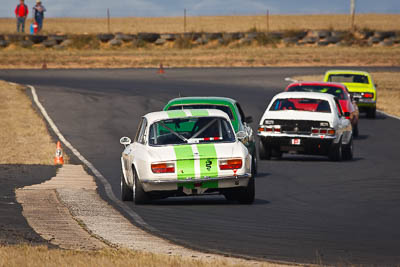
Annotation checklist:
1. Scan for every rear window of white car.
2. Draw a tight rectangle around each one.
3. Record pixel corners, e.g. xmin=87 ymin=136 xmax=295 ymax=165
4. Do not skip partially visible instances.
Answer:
xmin=148 ymin=116 xmax=236 ymax=146
xmin=269 ymin=98 xmax=331 ymax=113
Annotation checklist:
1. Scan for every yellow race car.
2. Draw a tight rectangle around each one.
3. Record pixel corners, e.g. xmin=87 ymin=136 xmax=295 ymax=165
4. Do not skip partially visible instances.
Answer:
xmin=324 ymin=70 xmax=377 ymax=118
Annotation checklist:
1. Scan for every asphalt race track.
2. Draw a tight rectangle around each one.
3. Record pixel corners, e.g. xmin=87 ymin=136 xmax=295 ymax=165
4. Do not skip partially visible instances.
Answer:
xmin=2 ymin=67 xmax=400 ymax=265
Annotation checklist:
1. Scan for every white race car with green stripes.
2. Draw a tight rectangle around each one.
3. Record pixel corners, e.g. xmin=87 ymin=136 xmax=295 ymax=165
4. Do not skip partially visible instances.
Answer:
xmin=120 ymin=109 xmax=255 ymax=204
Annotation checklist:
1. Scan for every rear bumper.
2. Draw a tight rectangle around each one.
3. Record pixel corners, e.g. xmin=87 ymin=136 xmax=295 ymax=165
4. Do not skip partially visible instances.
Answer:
xmin=141 ymin=174 xmax=250 ymax=192
xmin=356 ymin=100 xmax=376 ymax=108
xmin=351 ymin=93 xmax=376 ymax=108
xmin=259 ymin=135 xmax=335 ymax=155
xmin=142 ymin=174 xmax=249 ymax=184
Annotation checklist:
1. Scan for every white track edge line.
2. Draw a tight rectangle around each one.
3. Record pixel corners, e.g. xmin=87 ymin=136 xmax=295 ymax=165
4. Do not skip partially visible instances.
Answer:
xmin=28 ymin=85 xmax=157 ymax=232
xmin=377 ymin=110 xmax=400 ymax=120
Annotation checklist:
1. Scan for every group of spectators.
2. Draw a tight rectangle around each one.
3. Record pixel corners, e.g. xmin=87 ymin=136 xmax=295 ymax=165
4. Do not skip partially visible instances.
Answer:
xmin=15 ymin=0 xmax=46 ymax=33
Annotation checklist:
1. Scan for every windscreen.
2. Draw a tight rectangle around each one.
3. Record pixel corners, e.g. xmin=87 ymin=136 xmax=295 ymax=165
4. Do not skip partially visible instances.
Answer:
xmin=288 ymin=85 xmax=348 ymax=100
xmin=149 ymin=117 xmax=235 ymax=146
xmin=269 ymin=98 xmax=331 ymax=113
xmin=327 ymin=74 xmax=369 ymax=84
xmin=168 ymin=105 xmax=234 ymax=120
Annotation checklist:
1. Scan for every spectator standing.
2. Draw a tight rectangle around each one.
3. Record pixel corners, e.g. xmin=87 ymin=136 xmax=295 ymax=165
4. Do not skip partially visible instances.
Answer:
xmin=33 ymin=0 xmax=46 ymax=32
xmin=15 ymin=0 xmax=29 ymax=33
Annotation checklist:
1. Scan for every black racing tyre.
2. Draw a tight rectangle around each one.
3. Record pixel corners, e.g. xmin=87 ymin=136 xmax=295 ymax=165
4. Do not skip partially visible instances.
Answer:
xmin=342 ymin=137 xmax=354 ymax=161
xmin=329 ymin=138 xmax=343 ymax=161
xmin=121 ymin=173 xmax=133 ymax=201
xmin=133 ymin=168 xmax=150 ymax=204
xmin=258 ymin=139 xmax=271 ymax=160
xmin=28 ymin=35 xmax=48 ymax=44
xmin=353 ymin=123 xmax=359 ymax=138
xmin=251 ymin=151 xmax=258 ymax=177
xmin=97 ymin=33 xmax=115 ymax=43
xmin=223 ymin=191 xmax=236 ymax=202
xmin=366 ymin=107 xmax=376 ymax=119
xmin=237 ymin=177 xmax=255 ymax=204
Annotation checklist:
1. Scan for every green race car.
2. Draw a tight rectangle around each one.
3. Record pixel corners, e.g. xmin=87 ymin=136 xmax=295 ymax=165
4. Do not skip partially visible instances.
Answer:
xmin=163 ymin=97 xmax=257 ymax=176
xmin=324 ymin=70 xmax=377 ymax=118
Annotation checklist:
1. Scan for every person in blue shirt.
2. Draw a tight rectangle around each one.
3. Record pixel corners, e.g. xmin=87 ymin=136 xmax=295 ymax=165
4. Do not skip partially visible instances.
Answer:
xmin=33 ymin=0 xmax=46 ymax=32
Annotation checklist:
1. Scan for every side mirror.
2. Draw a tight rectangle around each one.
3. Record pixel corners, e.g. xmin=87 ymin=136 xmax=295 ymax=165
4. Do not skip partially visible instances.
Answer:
xmin=244 ymin=116 xmax=253 ymax=124
xmin=120 ymin=136 xmax=131 ymax=147
xmin=344 ymin=112 xmax=350 ymax=117
xmin=236 ymin=131 xmax=247 ymax=141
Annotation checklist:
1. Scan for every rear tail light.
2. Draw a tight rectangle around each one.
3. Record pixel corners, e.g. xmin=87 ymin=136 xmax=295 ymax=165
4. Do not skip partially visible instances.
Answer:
xmin=311 ymin=128 xmax=336 ymax=136
xmin=219 ymin=159 xmax=243 ymax=170
xmin=151 ymin=163 xmax=175 ymax=173
xmin=327 ymin=129 xmax=336 ymax=135
xmin=259 ymin=125 xmax=281 ymax=133
xmin=272 ymin=126 xmax=281 ymax=133
xmin=363 ymin=93 xmax=373 ymax=98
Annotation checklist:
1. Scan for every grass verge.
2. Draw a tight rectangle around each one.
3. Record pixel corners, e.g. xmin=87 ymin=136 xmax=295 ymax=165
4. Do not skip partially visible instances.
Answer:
xmin=293 ymin=72 xmax=400 ymax=117
xmin=0 ymin=245 xmax=283 ymax=267
xmin=1 ymin=46 xmax=399 ymax=69
xmin=0 ymin=81 xmax=61 ymax=164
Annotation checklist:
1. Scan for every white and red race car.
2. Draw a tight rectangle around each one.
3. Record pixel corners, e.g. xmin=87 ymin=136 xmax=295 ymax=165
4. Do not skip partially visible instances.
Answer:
xmin=258 ymin=92 xmax=353 ymax=161
xmin=120 ymin=109 xmax=254 ymax=204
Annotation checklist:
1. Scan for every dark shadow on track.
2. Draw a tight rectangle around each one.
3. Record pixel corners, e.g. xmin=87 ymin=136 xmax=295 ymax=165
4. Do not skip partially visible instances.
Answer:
xmin=143 ymin=196 xmax=270 ymax=206
xmin=264 ymin=155 xmax=365 ymax=162
xmin=354 ymin=134 xmax=369 ymax=140
xmin=0 ymin=164 xmax=57 ymax=246
xmin=253 ymin=172 xmax=270 ymax=179
xmin=359 ymin=114 xmax=386 ymax=120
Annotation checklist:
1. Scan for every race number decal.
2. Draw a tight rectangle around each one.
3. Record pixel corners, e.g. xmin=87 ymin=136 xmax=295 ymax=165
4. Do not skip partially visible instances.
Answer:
xmin=291 ymin=138 xmax=301 ymax=145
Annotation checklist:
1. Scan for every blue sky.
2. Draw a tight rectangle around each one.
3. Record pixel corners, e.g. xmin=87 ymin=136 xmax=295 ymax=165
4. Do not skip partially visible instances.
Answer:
xmin=2 ymin=0 xmax=399 ymax=18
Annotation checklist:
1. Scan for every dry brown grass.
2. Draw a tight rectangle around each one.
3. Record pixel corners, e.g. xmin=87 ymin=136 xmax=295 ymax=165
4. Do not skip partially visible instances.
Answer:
xmin=0 ymin=245 xmax=284 ymax=267
xmin=0 ymin=46 xmax=399 ymax=69
xmin=0 ymin=81 xmax=66 ymax=164
xmin=1 ymin=14 xmax=400 ymax=34
xmin=293 ymin=72 xmax=400 ymax=117
xmin=372 ymin=72 xmax=400 ymax=117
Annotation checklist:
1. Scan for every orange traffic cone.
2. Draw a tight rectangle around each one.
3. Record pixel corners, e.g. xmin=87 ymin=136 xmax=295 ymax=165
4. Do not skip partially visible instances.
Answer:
xmin=54 ymin=141 xmax=64 ymax=165
xmin=157 ymin=63 xmax=165 ymax=74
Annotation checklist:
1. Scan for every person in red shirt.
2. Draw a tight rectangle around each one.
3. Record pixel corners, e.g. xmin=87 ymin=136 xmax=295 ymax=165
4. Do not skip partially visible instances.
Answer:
xmin=15 ymin=0 xmax=29 ymax=33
